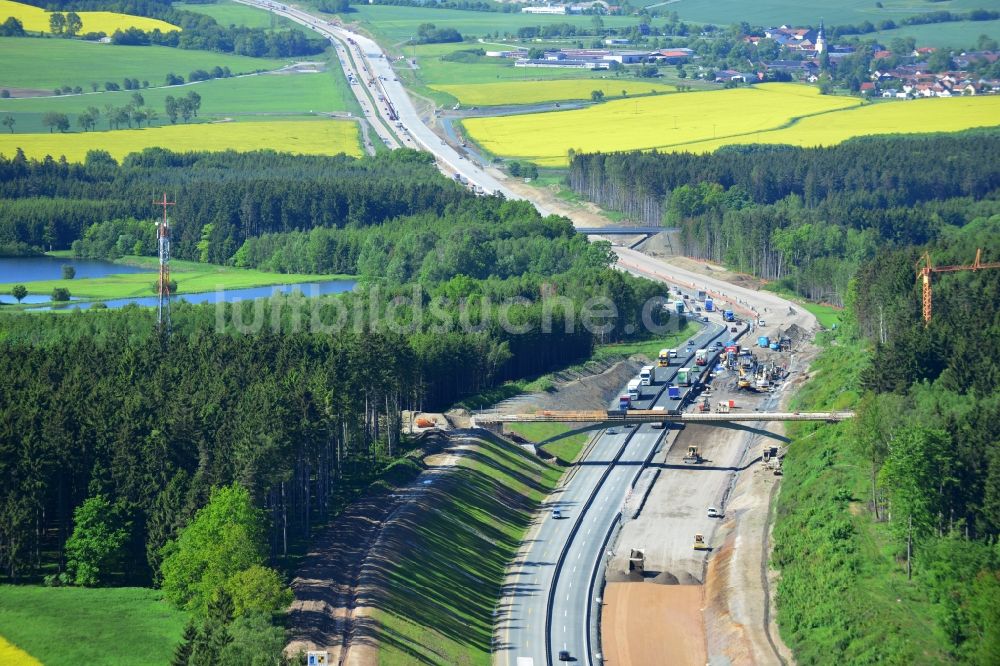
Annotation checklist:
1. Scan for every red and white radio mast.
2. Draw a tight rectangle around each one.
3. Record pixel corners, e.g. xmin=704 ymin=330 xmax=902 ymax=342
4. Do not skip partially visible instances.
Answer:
xmin=153 ymin=193 xmax=175 ymax=332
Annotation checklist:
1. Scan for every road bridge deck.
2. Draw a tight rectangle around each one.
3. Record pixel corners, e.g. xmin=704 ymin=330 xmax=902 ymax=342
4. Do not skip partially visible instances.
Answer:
xmin=477 ymin=410 xmax=855 ymax=424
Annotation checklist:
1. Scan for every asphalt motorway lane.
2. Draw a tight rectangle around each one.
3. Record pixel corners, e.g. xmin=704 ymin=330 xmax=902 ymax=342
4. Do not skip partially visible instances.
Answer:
xmin=235 ymin=1 xmax=541 ymax=208
xmin=498 ymin=319 xmax=732 ymax=666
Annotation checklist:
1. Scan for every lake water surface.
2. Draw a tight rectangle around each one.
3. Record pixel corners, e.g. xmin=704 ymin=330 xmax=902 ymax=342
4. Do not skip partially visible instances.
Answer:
xmin=0 ymin=256 xmax=356 ymax=310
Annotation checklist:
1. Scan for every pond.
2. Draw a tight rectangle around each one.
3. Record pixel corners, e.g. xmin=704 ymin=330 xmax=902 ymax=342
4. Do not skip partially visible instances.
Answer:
xmin=0 ymin=256 xmax=152 ymax=283
xmin=25 ymin=281 xmax=358 ymax=311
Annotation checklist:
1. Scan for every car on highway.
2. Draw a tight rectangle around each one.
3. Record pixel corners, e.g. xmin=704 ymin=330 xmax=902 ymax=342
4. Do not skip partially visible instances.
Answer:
xmin=552 ymin=509 xmax=563 ymax=520
xmin=688 ymin=339 xmax=695 ymax=345
xmin=731 ymin=326 xmax=738 ymax=332
xmin=708 ymin=507 xmax=721 ymax=518
xmin=702 ymin=316 xmax=709 ymax=322
xmin=607 ymin=427 xmax=619 ymax=434
xmin=558 ymin=650 xmax=572 ymax=661
xmin=715 ymin=341 xmax=723 ymax=348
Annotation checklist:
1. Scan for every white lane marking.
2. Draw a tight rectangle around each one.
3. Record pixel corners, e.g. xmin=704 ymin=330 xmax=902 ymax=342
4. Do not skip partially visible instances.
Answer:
xmin=566 ymin=594 xmax=570 ymax=601
xmin=564 ymin=610 xmax=568 ymax=617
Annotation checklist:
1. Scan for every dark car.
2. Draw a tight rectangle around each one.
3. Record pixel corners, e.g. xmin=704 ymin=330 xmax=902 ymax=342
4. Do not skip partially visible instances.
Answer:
xmin=558 ymin=650 xmax=571 ymax=662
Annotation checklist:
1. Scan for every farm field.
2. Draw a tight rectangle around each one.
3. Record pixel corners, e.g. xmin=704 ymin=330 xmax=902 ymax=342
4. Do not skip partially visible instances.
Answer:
xmin=647 ymin=0 xmax=991 ymax=30
xmin=0 ymin=0 xmax=178 ymax=34
xmin=0 ymin=255 xmax=352 ymax=302
xmin=0 ymin=118 xmax=363 ymax=162
xmin=462 ymin=84 xmax=1000 ymax=165
xmin=0 ymin=585 xmax=186 ymax=666
xmin=0 ymin=37 xmax=290 ymax=91
xmin=0 ymin=69 xmax=354 ymax=133
xmin=463 ymin=83 xmax=859 ymax=165
xmin=341 ymin=5 xmax=642 ymax=44
xmin=174 ymin=0 xmax=296 ymax=30
xmin=432 ymin=79 xmax=676 ymax=105
xmin=865 ymin=18 xmax=1000 ymax=49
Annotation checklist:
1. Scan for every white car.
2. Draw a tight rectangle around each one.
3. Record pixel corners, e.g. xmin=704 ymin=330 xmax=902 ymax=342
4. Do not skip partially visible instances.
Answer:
xmin=758 ymin=319 xmax=766 ymax=326
xmin=552 ymin=509 xmax=563 ymax=519
xmin=707 ymin=507 xmax=720 ymax=518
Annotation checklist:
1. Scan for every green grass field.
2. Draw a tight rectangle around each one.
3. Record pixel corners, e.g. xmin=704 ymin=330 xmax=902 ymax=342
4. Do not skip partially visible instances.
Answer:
xmin=0 ymin=585 xmax=186 ymax=666
xmin=0 ymin=37 xmax=290 ymax=91
xmin=801 ymin=302 xmax=842 ymax=329
xmin=866 ymin=18 xmax=1000 ymax=49
xmin=372 ymin=434 xmax=561 ymax=665
xmin=432 ymin=79 xmax=675 ymax=105
xmin=0 ymin=69 xmax=356 ymax=133
xmin=341 ymin=5 xmax=642 ymax=44
xmin=506 ymin=422 xmax=591 ymax=465
xmin=175 ymin=0 xmax=296 ymax=30
xmin=0 ymin=118 xmax=362 ymax=162
xmin=655 ymin=0 xmax=989 ymax=30
xmin=0 ymin=255 xmax=353 ymax=303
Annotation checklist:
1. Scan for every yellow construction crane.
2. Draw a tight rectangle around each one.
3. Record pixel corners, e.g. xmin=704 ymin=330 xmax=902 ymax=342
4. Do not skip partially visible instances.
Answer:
xmin=918 ymin=248 xmax=1000 ymax=325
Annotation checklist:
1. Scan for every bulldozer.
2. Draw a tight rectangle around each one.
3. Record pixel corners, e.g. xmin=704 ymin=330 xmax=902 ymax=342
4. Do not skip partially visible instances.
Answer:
xmin=693 ymin=533 xmax=709 ymax=551
xmin=683 ymin=445 xmax=702 ymax=464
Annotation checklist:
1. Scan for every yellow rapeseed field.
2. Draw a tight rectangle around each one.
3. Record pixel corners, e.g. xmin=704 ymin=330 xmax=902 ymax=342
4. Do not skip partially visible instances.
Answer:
xmin=464 ymin=83 xmax=1000 ymax=165
xmin=0 ymin=0 xmax=179 ymax=34
xmin=0 ymin=120 xmax=363 ymax=162
xmin=431 ymin=80 xmax=676 ymax=106
xmin=463 ymin=83 xmax=863 ymax=166
xmin=679 ymin=95 xmax=1000 ymax=153
xmin=0 ymin=636 xmax=41 ymax=666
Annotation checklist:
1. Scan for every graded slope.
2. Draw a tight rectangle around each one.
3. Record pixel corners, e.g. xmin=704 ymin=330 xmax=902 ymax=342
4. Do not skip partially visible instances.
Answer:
xmin=363 ymin=431 xmax=561 ymax=665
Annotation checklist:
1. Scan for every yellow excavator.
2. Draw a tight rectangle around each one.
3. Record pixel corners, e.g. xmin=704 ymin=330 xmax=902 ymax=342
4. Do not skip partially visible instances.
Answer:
xmin=693 ymin=534 xmax=709 ymax=550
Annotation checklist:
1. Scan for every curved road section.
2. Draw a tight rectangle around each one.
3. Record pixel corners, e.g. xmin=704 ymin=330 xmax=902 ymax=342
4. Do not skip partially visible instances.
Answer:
xmin=497 ymin=321 xmax=731 ymax=666
xmin=235 ymin=1 xmax=541 ymax=208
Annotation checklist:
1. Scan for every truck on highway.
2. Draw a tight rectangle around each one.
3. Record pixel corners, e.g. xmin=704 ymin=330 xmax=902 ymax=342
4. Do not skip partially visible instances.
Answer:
xmin=627 ymin=379 xmax=641 ymax=402
xmin=676 ymin=368 xmax=691 ymax=386
xmin=668 ymin=386 xmax=681 ymax=400
xmin=674 ymin=301 xmax=685 ymax=314
xmin=658 ymin=349 xmax=670 ymax=367
xmin=723 ymin=309 xmax=735 ymax=322
xmin=697 ymin=290 xmax=707 ymax=301
xmin=695 ymin=349 xmax=709 ymax=366
xmin=618 ymin=394 xmax=630 ymax=410
xmin=640 ymin=365 xmax=654 ymax=386
xmin=704 ymin=298 xmax=714 ymax=312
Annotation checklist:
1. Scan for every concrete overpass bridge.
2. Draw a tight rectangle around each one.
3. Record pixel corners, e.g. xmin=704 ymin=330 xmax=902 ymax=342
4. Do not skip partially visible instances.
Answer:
xmin=476 ymin=409 xmax=855 ymax=426
xmin=576 ymin=227 xmax=678 ymax=236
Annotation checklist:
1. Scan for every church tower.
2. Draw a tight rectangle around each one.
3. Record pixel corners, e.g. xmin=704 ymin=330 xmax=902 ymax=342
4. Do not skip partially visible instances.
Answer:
xmin=815 ymin=19 xmax=826 ymax=54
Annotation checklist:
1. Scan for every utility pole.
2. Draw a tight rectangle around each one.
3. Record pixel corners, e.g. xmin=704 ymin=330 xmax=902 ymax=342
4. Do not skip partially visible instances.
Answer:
xmin=153 ymin=193 xmax=175 ymax=334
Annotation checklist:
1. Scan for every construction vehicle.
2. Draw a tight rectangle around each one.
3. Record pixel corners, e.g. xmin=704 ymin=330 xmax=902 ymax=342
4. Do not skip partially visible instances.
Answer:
xmin=658 ymin=348 xmax=670 ymax=367
xmin=762 ymin=446 xmax=779 ymax=463
xmin=628 ymin=548 xmax=646 ymax=574
xmin=737 ymin=368 xmax=752 ymax=390
xmin=683 ymin=445 xmax=702 ymax=464
xmin=693 ymin=533 xmax=709 ymax=550
xmin=698 ymin=398 xmax=711 ymax=412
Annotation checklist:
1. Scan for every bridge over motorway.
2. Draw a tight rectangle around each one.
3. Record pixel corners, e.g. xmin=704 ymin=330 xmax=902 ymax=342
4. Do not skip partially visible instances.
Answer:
xmin=576 ymin=227 xmax=678 ymax=235
xmin=475 ymin=409 xmax=855 ymax=425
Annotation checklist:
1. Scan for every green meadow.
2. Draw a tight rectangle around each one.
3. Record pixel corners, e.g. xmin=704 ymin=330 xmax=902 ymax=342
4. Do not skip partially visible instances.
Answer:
xmin=0 ymin=37 xmax=290 ymax=91
xmin=0 ymin=586 xmax=186 ymax=666
xmin=174 ymin=0 xmax=297 ymax=30
xmin=0 ymin=67 xmax=358 ymax=133
xmin=340 ymin=5 xmax=642 ymax=44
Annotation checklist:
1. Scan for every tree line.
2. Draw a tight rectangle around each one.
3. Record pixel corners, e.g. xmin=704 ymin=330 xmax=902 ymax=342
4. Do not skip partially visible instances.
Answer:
xmin=0 ymin=148 xmax=466 ymax=260
xmin=773 ymin=215 xmax=1000 ymax=663
xmin=568 ymin=132 xmax=1000 ymax=303
xmin=17 ymin=0 xmax=327 ymax=57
